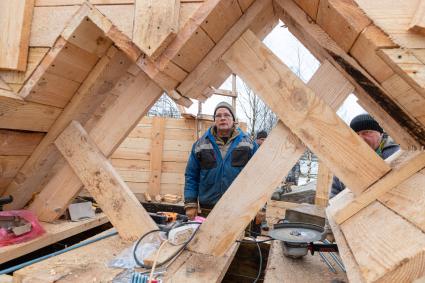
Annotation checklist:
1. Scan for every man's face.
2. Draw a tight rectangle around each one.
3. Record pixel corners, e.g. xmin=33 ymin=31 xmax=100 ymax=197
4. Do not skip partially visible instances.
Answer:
xmin=256 ymin=138 xmax=266 ymax=146
xmin=357 ymin=130 xmax=382 ymax=150
xmin=214 ymin=108 xmax=234 ymax=131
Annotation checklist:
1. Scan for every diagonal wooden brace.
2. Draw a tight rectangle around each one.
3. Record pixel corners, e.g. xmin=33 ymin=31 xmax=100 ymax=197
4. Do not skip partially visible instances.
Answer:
xmin=55 ymin=120 xmax=157 ymax=241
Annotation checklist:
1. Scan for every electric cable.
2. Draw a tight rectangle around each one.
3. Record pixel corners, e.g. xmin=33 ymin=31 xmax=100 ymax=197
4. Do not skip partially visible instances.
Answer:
xmin=251 ymin=236 xmax=262 ymax=283
xmin=133 ymin=221 xmax=202 ymax=269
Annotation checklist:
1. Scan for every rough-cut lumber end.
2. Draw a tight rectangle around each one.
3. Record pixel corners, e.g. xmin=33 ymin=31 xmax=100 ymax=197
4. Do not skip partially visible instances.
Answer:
xmin=54 ymin=120 xmax=157 ymax=241
xmin=409 ymin=0 xmax=425 ymax=36
xmin=167 ymin=90 xmax=193 ymax=107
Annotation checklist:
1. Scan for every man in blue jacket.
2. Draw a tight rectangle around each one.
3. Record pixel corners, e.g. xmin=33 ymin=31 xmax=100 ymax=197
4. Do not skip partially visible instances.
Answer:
xmin=184 ymin=102 xmax=258 ymax=219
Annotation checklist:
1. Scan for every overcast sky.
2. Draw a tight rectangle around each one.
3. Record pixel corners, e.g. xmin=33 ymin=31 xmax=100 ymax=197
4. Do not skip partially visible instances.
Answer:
xmin=185 ymin=22 xmax=366 ymax=125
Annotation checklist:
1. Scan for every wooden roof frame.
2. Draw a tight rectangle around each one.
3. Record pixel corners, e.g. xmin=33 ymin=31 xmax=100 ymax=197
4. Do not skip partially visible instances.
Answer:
xmin=1 ymin=0 xmax=425 ymax=281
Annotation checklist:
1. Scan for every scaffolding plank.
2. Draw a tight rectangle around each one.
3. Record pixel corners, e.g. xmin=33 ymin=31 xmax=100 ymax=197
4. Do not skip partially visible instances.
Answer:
xmin=0 ymin=0 xmax=34 ymax=71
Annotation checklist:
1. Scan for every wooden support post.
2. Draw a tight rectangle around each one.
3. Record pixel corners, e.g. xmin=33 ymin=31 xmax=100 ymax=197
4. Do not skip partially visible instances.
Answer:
xmin=334 ymin=150 xmax=425 ymax=224
xmin=231 ymin=73 xmax=237 ymax=115
xmin=29 ymin=71 xmax=163 ymax=222
xmin=148 ymin=117 xmax=166 ymax=197
xmin=133 ymin=0 xmax=180 ymax=59
xmin=223 ymin=30 xmax=390 ymax=194
xmin=188 ymin=57 xmax=359 ymax=257
xmin=315 ymin=160 xmax=333 ymax=207
xmin=409 ymin=0 xmax=425 ymax=35
xmin=0 ymin=0 xmax=34 ymax=71
xmin=55 ymin=121 xmax=156 ymax=241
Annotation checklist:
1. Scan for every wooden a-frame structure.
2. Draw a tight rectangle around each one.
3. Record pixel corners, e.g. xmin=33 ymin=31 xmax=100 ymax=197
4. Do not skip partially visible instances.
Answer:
xmin=1 ymin=0 xmax=425 ymax=281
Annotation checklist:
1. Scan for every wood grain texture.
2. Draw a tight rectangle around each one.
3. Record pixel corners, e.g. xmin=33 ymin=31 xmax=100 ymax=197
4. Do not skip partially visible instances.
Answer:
xmin=148 ymin=117 xmax=166 ymax=196
xmin=55 ymin=121 xmax=156 ymax=240
xmin=223 ymin=30 xmax=390 ymax=194
xmin=30 ymin=71 xmax=162 ymax=222
xmin=133 ymin=0 xmax=179 ymax=58
xmin=409 ymin=0 xmax=425 ymax=35
xmin=0 ymin=0 xmax=34 ymax=71
xmin=0 ymin=130 xmax=44 ymax=156
xmin=341 ymin=201 xmax=425 ymax=282
xmin=355 ymin=0 xmax=425 ymax=48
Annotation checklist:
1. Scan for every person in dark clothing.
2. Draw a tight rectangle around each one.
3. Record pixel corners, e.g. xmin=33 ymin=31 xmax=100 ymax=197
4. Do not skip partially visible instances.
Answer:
xmin=330 ymin=113 xmax=400 ymax=198
xmin=255 ymin=130 xmax=268 ymax=146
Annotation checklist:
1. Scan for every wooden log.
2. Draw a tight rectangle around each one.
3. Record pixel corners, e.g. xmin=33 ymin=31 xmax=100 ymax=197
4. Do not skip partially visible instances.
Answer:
xmin=30 ymin=71 xmax=163 ymax=222
xmin=0 ymin=0 xmax=34 ymax=71
xmin=148 ymin=117 xmax=166 ymax=196
xmin=223 ymin=30 xmax=390 ymax=194
xmin=55 ymin=121 xmax=156 ymax=240
xmin=3 ymin=47 xmax=133 ymax=210
xmin=133 ymin=0 xmax=180 ymax=59
xmin=274 ymin=0 xmax=423 ymax=149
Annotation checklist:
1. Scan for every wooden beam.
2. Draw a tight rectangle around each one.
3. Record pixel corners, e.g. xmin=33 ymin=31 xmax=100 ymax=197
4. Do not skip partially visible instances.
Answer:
xmin=55 ymin=121 xmax=156 ymax=241
xmin=0 ymin=89 xmax=62 ymax=132
xmin=223 ymin=30 xmax=390 ymax=194
xmin=176 ymin=0 xmax=277 ymax=99
xmin=0 ymin=0 xmax=34 ymax=71
xmin=274 ymin=0 xmax=423 ymax=149
xmin=148 ymin=117 xmax=166 ymax=196
xmin=187 ymin=58 xmax=359 ymax=257
xmin=409 ymin=0 xmax=425 ymax=35
xmin=133 ymin=0 xmax=180 ymax=59
xmin=0 ymin=213 xmax=108 ymax=265
xmin=3 ymin=47 xmax=133 ymax=210
xmin=315 ymin=160 xmax=333 ymax=207
xmin=30 ymin=71 xmax=163 ymax=222
xmin=208 ymin=87 xmax=238 ymax=98
xmin=334 ymin=150 xmax=425 ymax=224
xmin=0 ymin=130 xmax=44 ymax=156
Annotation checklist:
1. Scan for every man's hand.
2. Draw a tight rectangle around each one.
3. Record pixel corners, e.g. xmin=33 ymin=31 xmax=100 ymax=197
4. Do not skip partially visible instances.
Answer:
xmin=185 ymin=207 xmax=198 ymax=220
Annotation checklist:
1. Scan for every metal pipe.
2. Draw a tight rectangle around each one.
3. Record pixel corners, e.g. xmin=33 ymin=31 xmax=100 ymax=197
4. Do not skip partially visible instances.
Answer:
xmin=0 ymin=229 xmax=118 ymax=275
xmin=323 ymin=239 xmax=346 ymax=272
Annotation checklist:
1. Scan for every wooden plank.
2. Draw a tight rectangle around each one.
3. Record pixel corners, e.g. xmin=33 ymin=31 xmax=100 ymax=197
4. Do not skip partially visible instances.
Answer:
xmin=177 ymin=0 xmax=276 ymax=98
xmin=165 ymin=243 xmax=240 ymax=282
xmin=55 ymin=121 xmax=156 ymax=241
xmin=409 ymin=0 xmax=425 ymax=35
xmin=30 ymin=72 xmax=163 ymax=222
xmin=378 ymin=48 xmax=425 ymax=97
xmin=315 ymin=160 xmax=333 ymax=207
xmin=133 ymin=0 xmax=180 ymax=59
xmin=148 ymin=117 xmax=166 ymax=196
xmin=293 ymin=0 xmax=320 ymax=20
xmin=0 ymin=1 xmax=34 ymax=71
xmin=349 ymin=25 xmax=396 ymax=83
xmin=188 ymin=54 xmax=378 ymax=257
xmin=316 ymin=0 xmax=371 ymax=52
xmin=223 ymin=30 xmax=390 ymax=194
xmin=201 ymin=0 xmax=242 ymax=43
xmin=264 ymin=240 xmax=347 ymax=282
xmin=379 ymin=168 xmax=425 ymax=232
xmin=340 ymin=201 xmax=425 ymax=282
xmin=274 ymin=0 xmax=424 ymax=149
xmin=13 ymin=230 xmax=127 ymax=283
xmin=334 ymin=150 xmax=425 ymax=224
xmin=354 ymin=0 xmax=425 ymax=48
xmin=0 ymin=156 xmax=28 ymax=195
xmin=0 ymin=130 xmax=44 ymax=156
xmin=0 ymin=213 xmax=108 ymax=265
xmin=0 ymin=89 xmax=62 ymax=132
xmin=111 ymin=159 xmax=187 ymax=173
xmin=4 ymin=47 xmax=132 ymax=210
xmin=381 ymin=73 xmax=425 ymax=120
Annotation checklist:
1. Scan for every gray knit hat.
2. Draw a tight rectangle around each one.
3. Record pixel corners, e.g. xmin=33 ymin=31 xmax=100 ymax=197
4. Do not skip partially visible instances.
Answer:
xmin=214 ymin=101 xmax=235 ymax=121
xmin=350 ymin=114 xmax=383 ymax=133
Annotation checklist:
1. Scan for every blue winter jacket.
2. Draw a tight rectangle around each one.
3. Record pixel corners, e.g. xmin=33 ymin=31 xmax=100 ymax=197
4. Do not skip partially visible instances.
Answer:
xmin=184 ymin=127 xmax=258 ymax=207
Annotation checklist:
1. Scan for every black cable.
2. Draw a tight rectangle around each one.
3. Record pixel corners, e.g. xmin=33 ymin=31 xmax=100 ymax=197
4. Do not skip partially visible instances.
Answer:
xmin=133 ymin=222 xmax=202 ymax=269
xmin=236 ymin=237 xmax=273 ymax=244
